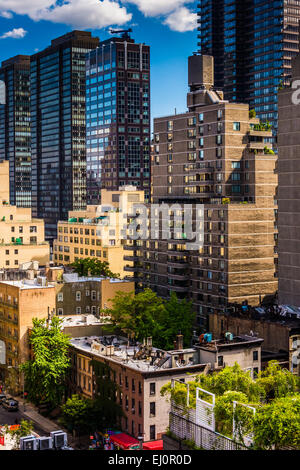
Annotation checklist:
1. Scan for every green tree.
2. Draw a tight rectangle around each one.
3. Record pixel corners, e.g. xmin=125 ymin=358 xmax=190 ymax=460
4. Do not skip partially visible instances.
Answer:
xmin=214 ymin=391 xmax=254 ymax=440
xmin=5 ymin=419 xmax=34 ymax=449
xmin=256 ymin=361 xmax=300 ymax=401
xmin=21 ymin=316 xmax=71 ymax=408
xmin=249 ymin=109 xmax=256 ymax=119
xmin=197 ymin=363 xmax=263 ymax=402
xmin=71 ymin=258 xmax=120 ymax=279
xmin=61 ymin=394 xmax=94 ymax=436
xmin=254 ymin=395 xmax=300 ymax=450
xmin=102 ymin=288 xmax=165 ymax=342
xmin=157 ymin=292 xmax=196 ymax=350
xmin=103 ymin=289 xmax=195 ymax=349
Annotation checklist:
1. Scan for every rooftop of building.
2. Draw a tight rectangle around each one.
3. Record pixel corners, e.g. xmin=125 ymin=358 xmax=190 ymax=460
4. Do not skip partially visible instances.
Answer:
xmin=70 ymin=335 xmax=207 ymax=374
xmin=222 ymin=304 xmax=300 ymax=330
xmin=0 ymin=278 xmax=54 ymax=290
xmin=195 ymin=334 xmax=264 ymax=352
xmin=61 ymin=314 xmax=109 ymax=329
xmin=60 ymin=273 xmax=131 ymax=284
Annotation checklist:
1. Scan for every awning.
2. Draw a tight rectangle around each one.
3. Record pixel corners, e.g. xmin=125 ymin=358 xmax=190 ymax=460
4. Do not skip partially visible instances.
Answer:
xmin=143 ymin=440 xmax=163 ymax=450
xmin=110 ymin=433 xmax=139 ymax=450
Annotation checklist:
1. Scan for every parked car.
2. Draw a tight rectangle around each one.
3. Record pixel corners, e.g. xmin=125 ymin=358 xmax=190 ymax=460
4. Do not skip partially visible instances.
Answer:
xmin=0 ymin=393 xmax=6 ymax=404
xmin=2 ymin=398 xmax=18 ymax=411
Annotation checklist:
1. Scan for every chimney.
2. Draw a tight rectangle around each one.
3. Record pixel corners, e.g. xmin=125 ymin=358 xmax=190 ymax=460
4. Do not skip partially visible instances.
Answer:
xmin=176 ymin=334 xmax=184 ymax=350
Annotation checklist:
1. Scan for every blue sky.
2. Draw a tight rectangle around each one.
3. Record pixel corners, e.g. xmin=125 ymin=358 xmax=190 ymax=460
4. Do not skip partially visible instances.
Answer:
xmin=0 ymin=0 xmax=198 ymax=120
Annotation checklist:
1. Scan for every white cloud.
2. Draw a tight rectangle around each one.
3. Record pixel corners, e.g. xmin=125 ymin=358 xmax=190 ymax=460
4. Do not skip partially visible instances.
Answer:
xmin=0 ymin=27 xmax=28 ymax=39
xmin=35 ymin=0 xmax=131 ymax=29
xmin=0 ymin=1 xmax=54 ymax=18
xmin=125 ymin=0 xmax=193 ymax=17
xmin=164 ymin=7 xmax=197 ymax=32
xmin=0 ymin=0 xmax=196 ymax=33
xmin=0 ymin=11 xmax=13 ymax=19
xmin=0 ymin=1 xmax=131 ymax=29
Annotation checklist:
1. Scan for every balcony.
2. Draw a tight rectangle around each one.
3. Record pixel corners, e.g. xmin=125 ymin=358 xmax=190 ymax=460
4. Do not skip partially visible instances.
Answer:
xmin=124 ymin=255 xmax=140 ymax=262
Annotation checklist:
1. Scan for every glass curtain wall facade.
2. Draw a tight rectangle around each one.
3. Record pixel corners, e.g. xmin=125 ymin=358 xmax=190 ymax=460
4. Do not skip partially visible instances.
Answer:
xmin=0 ymin=56 xmax=31 ymax=207
xmin=30 ymin=31 xmax=99 ymax=241
xmin=86 ymin=37 xmax=150 ymax=204
xmin=197 ymin=0 xmax=300 ymax=134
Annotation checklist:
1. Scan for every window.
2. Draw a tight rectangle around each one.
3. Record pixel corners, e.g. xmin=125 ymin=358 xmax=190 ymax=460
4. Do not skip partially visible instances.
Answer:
xmin=76 ymin=291 xmax=81 ymax=301
xmin=150 ymin=382 xmax=155 ymax=396
xmin=76 ymin=307 xmax=81 ymax=315
xmin=57 ymin=293 xmax=63 ymax=302
xmin=57 ymin=308 xmax=64 ymax=315
xmin=218 ymin=355 xmax=224 ymax=367
xmin=233 ymin=122 xmax=240 ymax=131
xmin=91 ymin=291 xmax=96 ymax=301
xmin=253 ymin=350 xmax=258 ymax=361
xmin=150 ymin=425 xmax=156 ymax=440
xmin=150 ymin=402 xmax=156 ymax=417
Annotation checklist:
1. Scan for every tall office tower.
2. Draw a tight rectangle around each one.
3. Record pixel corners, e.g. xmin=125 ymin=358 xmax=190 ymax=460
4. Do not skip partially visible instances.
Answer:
xmin=86 ymin=34 xmax=151 ymax=204
xmin=30 ymin=31 xmax=99 ymax=241
xmin=0 ymin=56 xmax=31 ymax=207
xmin=126 ymin=55 xmax=278 ymax=329
xmin=197 ymin=0 xmax=300 ymax=133
xmin=278 ymin=52 xmax=300 ymax=306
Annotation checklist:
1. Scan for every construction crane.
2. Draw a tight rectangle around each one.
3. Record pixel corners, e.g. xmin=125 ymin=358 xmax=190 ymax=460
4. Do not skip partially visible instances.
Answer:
xmin=109 ymin=28 xmax=132 ymax=39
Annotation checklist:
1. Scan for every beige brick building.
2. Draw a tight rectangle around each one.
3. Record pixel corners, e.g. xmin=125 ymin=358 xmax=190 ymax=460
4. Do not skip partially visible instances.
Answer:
xmin=0 ymin=278 xmax=56 ymax=385
xmin=0 ymin=160 xmax=50 ymax=269
xmin=53 ymin=187 xmax=144 ymax=278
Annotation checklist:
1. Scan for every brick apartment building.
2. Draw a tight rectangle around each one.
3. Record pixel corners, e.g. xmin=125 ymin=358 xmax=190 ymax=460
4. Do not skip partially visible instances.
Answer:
xmin=125 ymin=55 xmax=278 ymax=329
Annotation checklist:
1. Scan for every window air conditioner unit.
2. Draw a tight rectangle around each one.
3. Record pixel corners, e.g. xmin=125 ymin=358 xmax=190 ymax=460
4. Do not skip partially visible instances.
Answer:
xmin=20 ymin=436 xmax=38 ymax=451
xmin=37 ymin=436 xmax=53 ymax=450
xmin=50 ymin=431 xmax=67 ymax=449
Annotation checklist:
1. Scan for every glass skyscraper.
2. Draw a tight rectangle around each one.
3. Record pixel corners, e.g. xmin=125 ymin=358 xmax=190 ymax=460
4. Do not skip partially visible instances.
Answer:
xmin=86 ymin=35 xmax=151 ymax=204
xmin=30 ymin=31 xmax=99 ymax=241
xmin=198 ymin=0 xmax=300 ymax=133
xmin=0 ymin=55 xmax=31 ymax=207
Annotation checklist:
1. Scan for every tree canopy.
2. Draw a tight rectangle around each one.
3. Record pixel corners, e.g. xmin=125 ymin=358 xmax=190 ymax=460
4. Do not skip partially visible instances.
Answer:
xmin=70 ymin=258 xmax=120 ymax=279
xmin=21 ymin=316 xmax=71 ymax=408
xmin=103 ymin=289 xmax=196 ymax=349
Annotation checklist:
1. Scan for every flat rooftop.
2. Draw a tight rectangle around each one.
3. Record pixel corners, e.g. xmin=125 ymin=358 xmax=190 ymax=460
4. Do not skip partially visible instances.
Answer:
xmin=61 ymin=314 xmax=110 ymax=328
xmin=70 ymin=335 xmax=205 ymax=373
xmin=62 ymin=273 xmax=130 ymax=284
xmin=0 ymin=279 xmax=54 ymax=290
xmin=196 ymin=335 xmax=264 ymax=351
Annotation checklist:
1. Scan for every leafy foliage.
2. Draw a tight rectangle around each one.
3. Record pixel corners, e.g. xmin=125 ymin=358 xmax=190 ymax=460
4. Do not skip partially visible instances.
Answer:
xmin=256 ymin=361 xmax=300 ymax=401
xmin=102 ymin=289 xmax=196 ymax=349
xmin=161 ymin=363 xmax=300 ymax=448
xmin=61 ymin=394 xmax=95 ymax=435
xmin=70 ymin=258 xmax=120 ymax=279
xmin=20 ymin=316 xmax=71 ymax=408
xmin=254 ymin=395 xmax=300 ymax=450
xmin=5 ymin=420 xmax=34 ymax=448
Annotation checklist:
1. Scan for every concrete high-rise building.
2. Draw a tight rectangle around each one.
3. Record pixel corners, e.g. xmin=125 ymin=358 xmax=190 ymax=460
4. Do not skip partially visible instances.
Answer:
xmin=86 ymin=34 xmax=151 ymax=204
xmin=0 ymin=56 xmax=31 ymax=207
xmin=126 ymin=55 xmax=278 ymax=329
xmin=197 ymin=0 xmax=300 ymax=133
xmin=278 ymin=49 xmax=300 ymax=306
xmin=30 ymin=31 xmax=99 ymax=241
